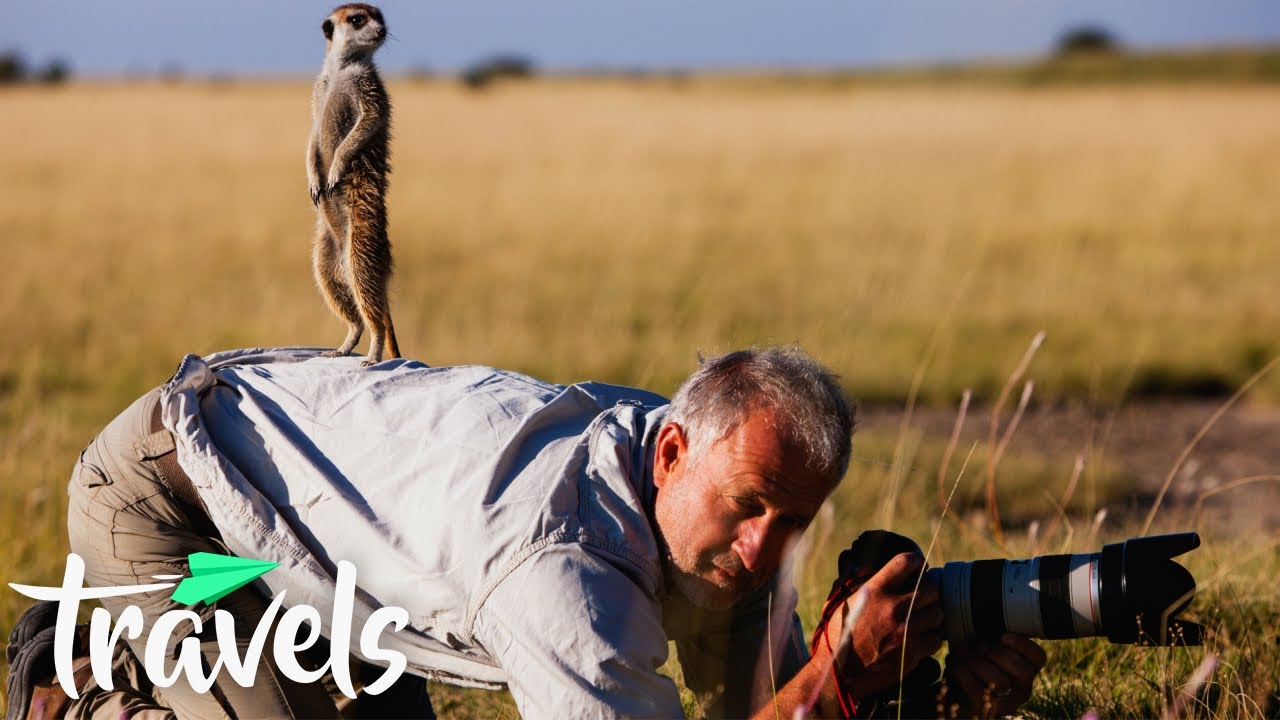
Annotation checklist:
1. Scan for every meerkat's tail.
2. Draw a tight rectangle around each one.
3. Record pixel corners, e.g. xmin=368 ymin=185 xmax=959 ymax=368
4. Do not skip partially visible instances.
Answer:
xmin=385 ymin=318 xmax=401 ymax=359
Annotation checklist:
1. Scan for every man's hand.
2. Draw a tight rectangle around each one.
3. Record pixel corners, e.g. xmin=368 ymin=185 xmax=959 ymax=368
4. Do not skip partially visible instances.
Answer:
xmin=818 ymin=552 xmax=945 ymax=702
xmin=943 ymin=634 xmax=1046 ymax=718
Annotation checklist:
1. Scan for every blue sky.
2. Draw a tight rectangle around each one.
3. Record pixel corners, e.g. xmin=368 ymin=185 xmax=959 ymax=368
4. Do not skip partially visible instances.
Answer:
xmin=4 ymin=1 xmax=1279 ymax=76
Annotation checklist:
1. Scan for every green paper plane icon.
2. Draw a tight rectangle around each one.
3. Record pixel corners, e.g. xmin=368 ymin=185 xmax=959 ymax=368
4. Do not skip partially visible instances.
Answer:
xmin=170 ymin=553 xmax=279 ymax=606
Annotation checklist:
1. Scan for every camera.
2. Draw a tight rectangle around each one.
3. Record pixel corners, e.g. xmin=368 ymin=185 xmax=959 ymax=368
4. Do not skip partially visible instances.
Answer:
xmin=925 ymin=532 xmax=1204 ymax=646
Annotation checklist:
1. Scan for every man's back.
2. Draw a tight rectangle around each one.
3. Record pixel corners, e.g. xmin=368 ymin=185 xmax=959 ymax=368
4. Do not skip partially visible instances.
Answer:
xmin=162 ymin=348 xmax=679 ymax=706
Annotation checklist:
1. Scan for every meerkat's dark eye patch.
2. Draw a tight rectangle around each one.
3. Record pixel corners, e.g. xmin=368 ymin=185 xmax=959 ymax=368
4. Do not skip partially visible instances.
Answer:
xmin=322 ymin=19 xmax=334 ymax=39
xmin=369 ymin=9 xmax=384 ymax=24
xmin=350 ymin=14 xmax=365 ymax=27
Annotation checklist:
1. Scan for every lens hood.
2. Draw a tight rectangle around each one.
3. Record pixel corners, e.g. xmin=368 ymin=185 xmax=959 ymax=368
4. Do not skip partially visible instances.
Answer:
xmin=1099 ymin=531 xmax=1204 ymax=645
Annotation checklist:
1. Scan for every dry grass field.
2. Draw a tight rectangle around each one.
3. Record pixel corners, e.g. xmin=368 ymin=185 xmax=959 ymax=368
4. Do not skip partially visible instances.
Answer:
xmin=1 ymin=78 xmax=1278 ymax=717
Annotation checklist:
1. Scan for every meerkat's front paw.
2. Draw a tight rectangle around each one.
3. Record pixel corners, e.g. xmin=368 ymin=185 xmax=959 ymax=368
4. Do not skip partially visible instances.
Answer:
xmin=325 ymin=168 xmax=345 ymax=197
xmin=309 ymin=182 xmax=323 ymax=206
xmin=321 ymin=349 xmax=350 ymax=358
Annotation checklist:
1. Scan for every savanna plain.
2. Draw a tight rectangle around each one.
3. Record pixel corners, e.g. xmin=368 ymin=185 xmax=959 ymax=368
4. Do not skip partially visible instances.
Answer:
xmin=1 ymin=77 xmax=1278 ymax=717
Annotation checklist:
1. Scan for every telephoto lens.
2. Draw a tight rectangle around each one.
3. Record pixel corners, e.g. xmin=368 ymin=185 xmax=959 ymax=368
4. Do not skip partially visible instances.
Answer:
xmin=927 ymin=532 xmax=1204 ymax=646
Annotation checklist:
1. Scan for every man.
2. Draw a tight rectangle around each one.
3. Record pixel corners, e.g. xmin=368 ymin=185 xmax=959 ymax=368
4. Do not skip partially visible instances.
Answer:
xmin=9 ymin=346 xmax=1043 ymax=718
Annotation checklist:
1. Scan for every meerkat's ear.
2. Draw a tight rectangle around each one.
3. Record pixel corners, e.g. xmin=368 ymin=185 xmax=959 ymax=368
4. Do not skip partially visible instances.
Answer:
xmin=322 ymin=18 xmax=335 ymax=40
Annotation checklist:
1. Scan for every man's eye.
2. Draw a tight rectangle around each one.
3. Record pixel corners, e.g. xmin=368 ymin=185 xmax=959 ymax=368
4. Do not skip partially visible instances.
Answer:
xmin=729 ymin=495 xmax=762 ymax=513
xmin=781 ymin=515 xmax=809 ymax=531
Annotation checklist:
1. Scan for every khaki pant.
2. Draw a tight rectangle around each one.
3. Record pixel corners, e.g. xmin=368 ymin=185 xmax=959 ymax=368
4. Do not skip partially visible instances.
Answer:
xmin=66 ymin=387 xmax=432 ymax=719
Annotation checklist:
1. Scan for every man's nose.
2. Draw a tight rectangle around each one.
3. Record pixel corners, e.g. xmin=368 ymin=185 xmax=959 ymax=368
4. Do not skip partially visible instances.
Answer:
xmin=732 ymin=517 xmax=786 ymax=575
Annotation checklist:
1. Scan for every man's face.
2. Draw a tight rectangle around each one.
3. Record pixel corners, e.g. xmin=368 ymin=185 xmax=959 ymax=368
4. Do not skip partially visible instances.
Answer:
xmin=652 ymin=408 xmax=835 ymax=610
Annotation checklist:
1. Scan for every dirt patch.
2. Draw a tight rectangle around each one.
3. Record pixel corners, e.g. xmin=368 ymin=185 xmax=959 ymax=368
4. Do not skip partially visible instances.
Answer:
xmin=858 ymin=400 xmax=1280 ymax=535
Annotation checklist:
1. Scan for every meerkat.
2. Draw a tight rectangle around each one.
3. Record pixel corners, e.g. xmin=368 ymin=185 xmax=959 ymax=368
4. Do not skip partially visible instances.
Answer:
xmin=307 ymin=3 xmax=400 ymax=366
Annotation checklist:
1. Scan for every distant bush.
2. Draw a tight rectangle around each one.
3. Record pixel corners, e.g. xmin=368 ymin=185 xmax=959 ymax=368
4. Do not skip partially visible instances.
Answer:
xmin=1056 ymin=26 xmax=1121 ymax=56
xmin=0 ymin=51 xmax=26 ymax=84
xmin=461 ymin=55 xmax=536 ymax=90
xmin=35 ymin=58 xmax=70 ymax=85
xmin=0 ymin=52 xmax=71 ymax=85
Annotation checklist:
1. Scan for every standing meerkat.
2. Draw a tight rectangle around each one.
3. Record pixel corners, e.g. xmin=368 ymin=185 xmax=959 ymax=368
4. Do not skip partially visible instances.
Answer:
xmin=307 ymin=3 xmax=400 ymax=366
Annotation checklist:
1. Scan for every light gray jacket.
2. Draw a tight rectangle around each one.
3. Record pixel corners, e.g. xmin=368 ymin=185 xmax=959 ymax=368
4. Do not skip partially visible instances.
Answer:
xmin=160 ymin=348 xmax=807 ymax=717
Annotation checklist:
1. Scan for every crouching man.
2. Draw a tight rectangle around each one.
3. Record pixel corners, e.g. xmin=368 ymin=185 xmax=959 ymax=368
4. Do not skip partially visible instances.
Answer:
xmin=7 ymin=346 xmax=1043 ymax=718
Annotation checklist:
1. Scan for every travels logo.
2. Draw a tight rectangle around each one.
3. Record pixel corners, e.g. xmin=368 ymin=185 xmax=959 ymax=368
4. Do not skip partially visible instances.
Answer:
xmin=9 ymin=553 xmax=408 ymax=698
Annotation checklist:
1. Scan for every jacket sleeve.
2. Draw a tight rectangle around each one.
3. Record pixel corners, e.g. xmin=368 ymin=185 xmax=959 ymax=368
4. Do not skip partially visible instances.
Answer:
xmin=471 ymin=542 xmax=686 ymax=719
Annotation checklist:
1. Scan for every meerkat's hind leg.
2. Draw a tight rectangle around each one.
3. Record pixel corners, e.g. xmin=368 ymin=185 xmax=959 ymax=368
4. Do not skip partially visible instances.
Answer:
xmin=356 ymin=297 xmax=392 ymax=367
xmin=358 ymin=312 xmax=388 ymax=367
xmin=347 ymin=238 xmax=395 ymax=367
xmin=324 ymin=325 xmax=364 ymax=359
xmin=312 ymin=216 xmax=365 ymax=358
xmin=384 ymin=317 xmax=401 ymax=360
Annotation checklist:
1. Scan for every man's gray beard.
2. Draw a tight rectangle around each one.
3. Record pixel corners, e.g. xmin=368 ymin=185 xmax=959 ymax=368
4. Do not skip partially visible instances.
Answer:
xmin=663 ymin=549 xmax=738 ymax=611
xmin=670 ymin=569 xmax=737 ymax=611
xmin=656 ymin=514 xmax=742 ymax=610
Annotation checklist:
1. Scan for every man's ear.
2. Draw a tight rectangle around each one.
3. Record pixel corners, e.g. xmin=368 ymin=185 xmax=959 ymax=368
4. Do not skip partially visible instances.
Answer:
xmin=652 ymin=422 xmax=688 ymax=489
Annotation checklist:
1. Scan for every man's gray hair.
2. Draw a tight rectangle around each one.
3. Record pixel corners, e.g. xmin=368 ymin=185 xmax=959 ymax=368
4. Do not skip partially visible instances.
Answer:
xmin=666 ymin=346 xmax=856 ymax=480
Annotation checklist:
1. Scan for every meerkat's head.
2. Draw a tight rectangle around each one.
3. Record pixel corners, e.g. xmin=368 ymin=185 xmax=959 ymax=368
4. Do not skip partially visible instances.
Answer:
xmin=323 ymin=4 xmax=387 ymax=60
